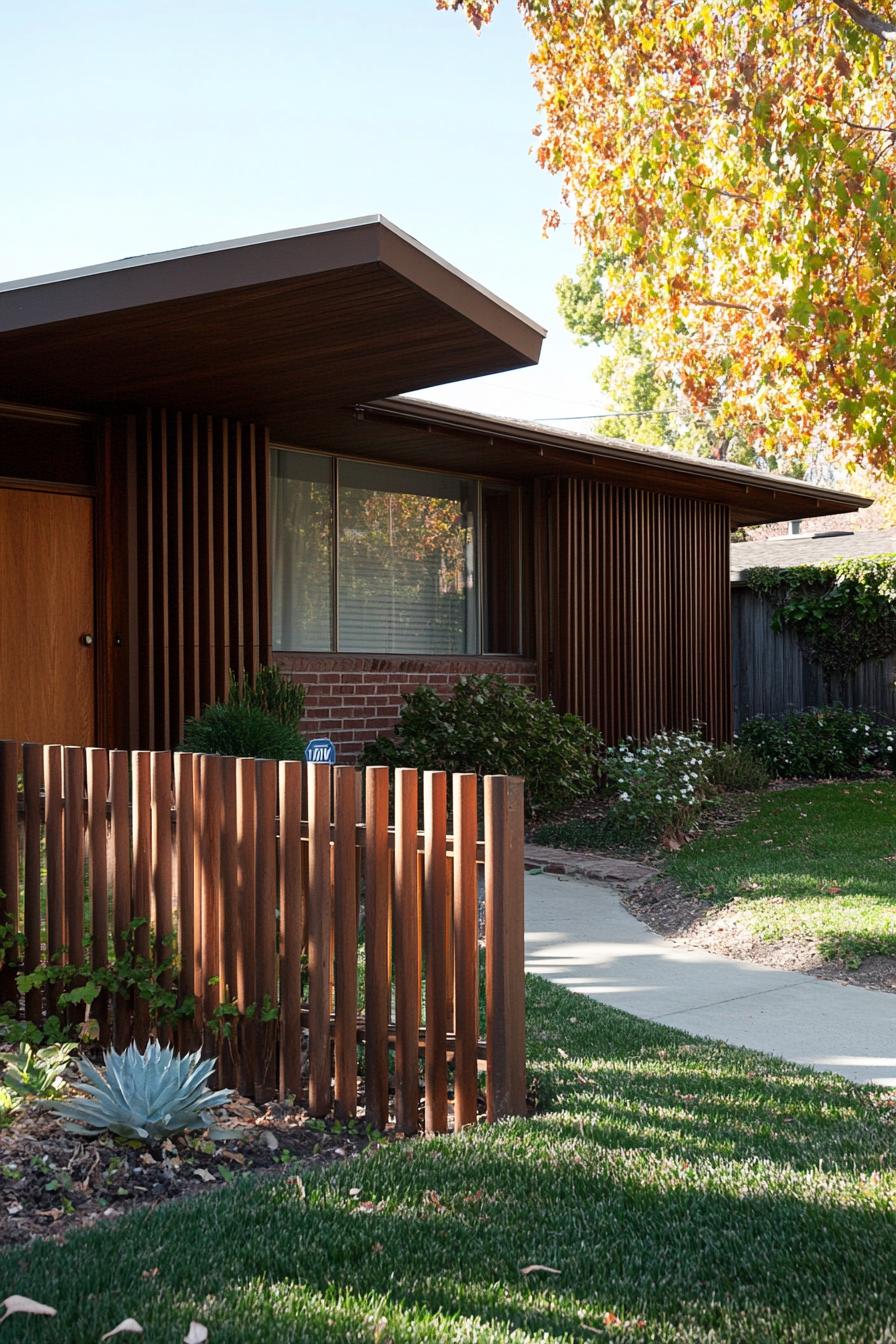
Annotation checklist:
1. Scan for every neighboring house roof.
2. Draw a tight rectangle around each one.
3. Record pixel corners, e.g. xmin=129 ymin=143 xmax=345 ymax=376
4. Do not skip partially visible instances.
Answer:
xmin=349 ymin=397 xmax=871 ymax=527
xmin=0 ymin=216 xmax=544 ymax=433
xmin=731 ymin=528 xmax=896 ymax=582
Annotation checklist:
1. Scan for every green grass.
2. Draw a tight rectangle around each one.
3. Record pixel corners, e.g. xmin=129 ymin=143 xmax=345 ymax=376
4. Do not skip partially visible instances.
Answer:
xmin=667 ymin=779 xmax=896 ymax=965
xmin=2 ymin=976 xmax=895 ymax=1342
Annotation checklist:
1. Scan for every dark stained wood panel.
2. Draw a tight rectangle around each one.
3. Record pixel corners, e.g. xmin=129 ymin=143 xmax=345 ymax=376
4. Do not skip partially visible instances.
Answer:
xmin=547 ymin=478 xmax=732 ymax=745
xmin=117 ymin=410 xmax=270 ymax=749
xmin=0 ymin=265 xmax=535 ymax=426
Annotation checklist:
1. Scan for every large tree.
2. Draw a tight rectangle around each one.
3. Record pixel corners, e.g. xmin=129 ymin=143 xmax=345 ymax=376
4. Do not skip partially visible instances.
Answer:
xmin=438 ymin=0 xmax=896 ymax=478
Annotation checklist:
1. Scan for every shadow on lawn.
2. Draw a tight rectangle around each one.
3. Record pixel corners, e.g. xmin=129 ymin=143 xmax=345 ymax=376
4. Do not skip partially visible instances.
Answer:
xmin=3 ymin=1139 xmax=894 ymax=1343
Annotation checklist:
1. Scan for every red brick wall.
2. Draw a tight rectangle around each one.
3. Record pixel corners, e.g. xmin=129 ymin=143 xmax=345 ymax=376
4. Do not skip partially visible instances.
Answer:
xmin=273 ymin=653 xmax=539 ymax=761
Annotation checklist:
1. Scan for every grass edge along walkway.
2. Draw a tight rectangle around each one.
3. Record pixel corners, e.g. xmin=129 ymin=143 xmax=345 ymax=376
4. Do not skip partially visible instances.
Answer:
xmin=2 ymin=974 xmax=895 ymax=1343
xmin=666 ymin=778 xmax=896 ymax=966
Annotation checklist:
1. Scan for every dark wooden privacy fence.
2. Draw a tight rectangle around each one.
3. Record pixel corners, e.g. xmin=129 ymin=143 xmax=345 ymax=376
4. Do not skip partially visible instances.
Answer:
xmin=0 ymin=742 xmax=526 ymax=1133
xmin=732 ymin=586 xmax=896 ymax=727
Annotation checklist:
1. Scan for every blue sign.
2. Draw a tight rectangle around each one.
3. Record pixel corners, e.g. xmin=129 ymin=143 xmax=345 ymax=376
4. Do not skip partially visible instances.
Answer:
xmin=304 ymin=737 xmax=336 ymax=765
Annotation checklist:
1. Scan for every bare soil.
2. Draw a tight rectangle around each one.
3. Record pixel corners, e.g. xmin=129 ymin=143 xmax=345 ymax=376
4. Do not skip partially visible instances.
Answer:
xmin=0 ymin=1095 xmax=373 ymax=1247
xmin=624 ymin=877 xmax=896 ymax=994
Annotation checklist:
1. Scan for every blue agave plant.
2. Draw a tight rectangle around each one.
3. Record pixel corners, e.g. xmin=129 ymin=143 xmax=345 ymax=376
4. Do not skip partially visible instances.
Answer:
xmin=52 ymin=1041 xmax=232 ymax=1141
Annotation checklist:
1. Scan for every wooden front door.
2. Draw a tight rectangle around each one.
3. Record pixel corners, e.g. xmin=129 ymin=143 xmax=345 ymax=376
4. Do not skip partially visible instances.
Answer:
xmin=0 ymin=486 xmax=96 ymax=744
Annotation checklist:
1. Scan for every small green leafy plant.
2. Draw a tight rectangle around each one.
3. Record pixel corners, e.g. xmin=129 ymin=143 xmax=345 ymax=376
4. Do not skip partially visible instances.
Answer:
xmin=52 ymin=1041 xmax=232 ymax=1142
xmin=737 ymin=707 xmax=896 ymax=780
xmin=603 ymin=727 xmax=717 ymax=841
xmin=227 ymin=664 xmax=306 ymax=730
xmin=9 ymin=920 xmax=193 ymax=1048
xmin=706 ymin=742 xmax=770 ymax=792
xmin=180 ymin=701 xmax=306 ymax=761
xmin=360 ymin=674 xmax=601 ymax=817
xmin=2 ymin=1042 xmax=77 ymax=1100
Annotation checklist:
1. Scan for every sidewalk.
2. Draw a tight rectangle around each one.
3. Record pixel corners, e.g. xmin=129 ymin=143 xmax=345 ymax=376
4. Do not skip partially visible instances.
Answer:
xmin=525 ymin=872 xmax=896 ymax=1087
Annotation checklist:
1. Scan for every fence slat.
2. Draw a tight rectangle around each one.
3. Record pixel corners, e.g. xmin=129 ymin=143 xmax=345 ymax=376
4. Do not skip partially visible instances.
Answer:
xmin=279 ymin=759 xmax=303 ymax=1102
xmin=174 ymin=754 xmax=197 ymax=1051
xmin=423 ymin=771 xmax=449 ymax=1134
xmin=333 ymin=765 xmax=358 ymax=1121
xmin=394 ymin=767 xmax=420 ymax=1135
xmin=364 ymin=765 xmax=391 ymax=1132
xmin=110 ymin=750 xmax=131 ymax=1051
xmin=0 ymin=741 xmax=18 ymax=1005
xmin=200 ymin=754 xmax=223 ymax=1067
xmin=307 ymin=761 xmax=332 ymax=1117
xmin=191 ymin=753 xmax=204 ymax=1047
xmin=255 ymin=758 xmax=278 ymax=1101
xmin=236 ymin=755 xmax=257 ymax=1095
xmin=22 ymin=744 xmax=43 ymax=1024
xmin=131 ymin=751 xmax=152 ymax=1047
xmin=87 ymin=748 xmax=110 ymax=1044
xmin=43 ymin=745 xmax=64 ymax=1021
xmin=151 ymin=752 xmax=174 ymax=1045
xmin=63 ymin=747 xmax=86 ymax=1020
xmin=485 ymin=775 xmax=526 ymax=1122
xmin=452 ymin=773 xmax=479 ymax=1131
xmin=219 ymin=756 xmax=240 ymax=1089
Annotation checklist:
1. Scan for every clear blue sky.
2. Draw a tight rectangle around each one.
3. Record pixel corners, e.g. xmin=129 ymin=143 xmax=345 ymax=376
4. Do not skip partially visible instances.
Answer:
xmin=1 ymin=0 xmax=607 ymax=424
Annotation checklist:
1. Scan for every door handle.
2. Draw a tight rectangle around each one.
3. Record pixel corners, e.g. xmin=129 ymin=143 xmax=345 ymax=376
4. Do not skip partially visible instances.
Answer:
xmin=80 ymin=633 xmax=94 ymax=646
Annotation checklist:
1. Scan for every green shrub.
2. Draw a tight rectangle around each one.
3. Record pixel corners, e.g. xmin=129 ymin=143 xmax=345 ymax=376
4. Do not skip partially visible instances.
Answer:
xmin=359 ymin=675 xmax=601 ymax=817
xmin=706 ymin=742 xmax=770 ymax=792
xmin=737 ymin=707 xmax=896 ymax=780
xmin=227 ymin=665 xmax=305 ymax=730
xmin=603 ymin=727 xmax=716 ymax=841
xmin=180 ymin=702 xmax=306 ymax=761
xmin=531 ymin=817 xmax=611 ymax=851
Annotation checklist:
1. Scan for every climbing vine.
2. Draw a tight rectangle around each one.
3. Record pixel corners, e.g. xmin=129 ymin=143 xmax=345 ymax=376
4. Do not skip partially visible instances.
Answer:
xmin=746 ymin=555 xmax=896 ymax=690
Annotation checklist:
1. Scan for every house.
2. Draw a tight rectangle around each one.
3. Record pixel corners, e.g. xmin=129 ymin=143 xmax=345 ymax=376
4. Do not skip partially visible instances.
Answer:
xmin=731 ymin=527 xmax=896 ymax=726
xmin=0 ymin=216 xmax=870 ymax=756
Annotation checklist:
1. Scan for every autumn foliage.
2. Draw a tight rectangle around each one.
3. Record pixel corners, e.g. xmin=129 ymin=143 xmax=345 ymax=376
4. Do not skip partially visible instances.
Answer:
xmin=438 ymin=0 xmax=896 ymax=477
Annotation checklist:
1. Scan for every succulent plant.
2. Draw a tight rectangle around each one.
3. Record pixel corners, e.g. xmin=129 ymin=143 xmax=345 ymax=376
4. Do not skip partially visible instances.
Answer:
xmin=51 ymin=1041 xmax=232 ymax=1142
xmin=3 ymin=1042 xmax=78 ymax=1100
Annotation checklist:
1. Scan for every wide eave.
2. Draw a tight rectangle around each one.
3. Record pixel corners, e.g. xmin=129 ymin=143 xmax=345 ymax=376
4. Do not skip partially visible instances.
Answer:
xmin=323 ymin=398 xmax=871 ymax=527
xmin=0 ymin=217 xmax=545 ymax=421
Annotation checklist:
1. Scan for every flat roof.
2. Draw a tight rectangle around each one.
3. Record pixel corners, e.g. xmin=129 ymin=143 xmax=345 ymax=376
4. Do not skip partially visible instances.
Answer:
xmin=0 ymin=217 xmax=545 ymax=418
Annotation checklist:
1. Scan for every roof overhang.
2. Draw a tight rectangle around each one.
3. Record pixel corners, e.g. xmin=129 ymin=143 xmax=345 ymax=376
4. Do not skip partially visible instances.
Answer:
xmin=0 ymin=217 xmax=545 ymax=422
xmin=323 ymin=398 xmax=870 ymax=527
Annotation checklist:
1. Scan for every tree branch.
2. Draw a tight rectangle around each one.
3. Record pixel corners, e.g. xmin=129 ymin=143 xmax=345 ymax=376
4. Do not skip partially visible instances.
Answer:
xmin=830 ymin=0 xmax=896 ymax=40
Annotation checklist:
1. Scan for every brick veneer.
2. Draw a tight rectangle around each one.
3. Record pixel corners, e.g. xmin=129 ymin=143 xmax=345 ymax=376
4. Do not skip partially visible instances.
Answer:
xmin=273 ymin=652 xmax=539 ymax=761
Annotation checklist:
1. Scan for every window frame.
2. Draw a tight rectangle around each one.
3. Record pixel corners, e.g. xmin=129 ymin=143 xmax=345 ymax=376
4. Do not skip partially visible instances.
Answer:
xmin=271 ymin=444 xmax=527 ymax=658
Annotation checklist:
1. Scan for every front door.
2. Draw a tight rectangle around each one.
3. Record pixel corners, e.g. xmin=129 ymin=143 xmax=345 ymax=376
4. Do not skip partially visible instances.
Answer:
xmin=0 ymin=486 xmax=96 ymax=744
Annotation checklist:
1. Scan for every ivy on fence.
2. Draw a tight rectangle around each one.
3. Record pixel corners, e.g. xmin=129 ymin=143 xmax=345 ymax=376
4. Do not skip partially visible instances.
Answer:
xmin=746 ymin=555 xmax=896 ymax=692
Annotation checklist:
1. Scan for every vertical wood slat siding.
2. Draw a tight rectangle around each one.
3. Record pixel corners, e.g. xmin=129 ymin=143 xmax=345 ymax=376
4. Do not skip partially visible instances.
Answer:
xmin=549 ymin=479 xmax=732 ymax=744
xmin=119 ymin=411 xmax=270 ymax=750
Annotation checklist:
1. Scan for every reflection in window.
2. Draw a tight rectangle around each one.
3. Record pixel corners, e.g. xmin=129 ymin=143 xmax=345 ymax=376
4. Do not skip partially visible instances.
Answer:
xmin=271 ymin=450 xmax=332 ymax=651
xmin=337 ymin=461 xmax=477 ymax=654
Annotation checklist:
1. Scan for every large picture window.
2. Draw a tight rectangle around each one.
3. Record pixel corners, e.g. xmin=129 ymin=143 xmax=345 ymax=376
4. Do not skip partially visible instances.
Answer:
xmin=271 ymin=448 xmax=523 ymax=656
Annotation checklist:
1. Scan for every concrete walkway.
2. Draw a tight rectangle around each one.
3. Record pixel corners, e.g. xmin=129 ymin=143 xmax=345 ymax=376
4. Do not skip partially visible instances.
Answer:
xmin=525 ymin=872 xmax=896 ymax=1087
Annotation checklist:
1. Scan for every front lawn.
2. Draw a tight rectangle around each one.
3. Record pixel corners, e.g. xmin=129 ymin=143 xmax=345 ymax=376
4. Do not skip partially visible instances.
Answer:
xmin=2 ymin=976 xmax=895 ymax=1342
xmin=666 ymin=779 xmax=896 ymax=966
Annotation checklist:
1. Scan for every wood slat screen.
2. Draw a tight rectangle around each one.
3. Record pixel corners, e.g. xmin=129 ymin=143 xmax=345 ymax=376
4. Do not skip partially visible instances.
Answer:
xmin=0 ymin=744 xmax=527 ymax=1131
xmin=547 ymin=478 xmax=732 ymax=745
xmin=122 ymin=410 xmax=271 ymax=749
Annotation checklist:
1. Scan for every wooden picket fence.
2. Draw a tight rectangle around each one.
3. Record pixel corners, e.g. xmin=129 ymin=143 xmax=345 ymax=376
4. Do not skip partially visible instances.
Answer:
xmin=0 ymin=742 xmax=526 ymax=1132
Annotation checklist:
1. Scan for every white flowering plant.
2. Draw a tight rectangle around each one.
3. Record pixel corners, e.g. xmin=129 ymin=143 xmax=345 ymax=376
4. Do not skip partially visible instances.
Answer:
xmin=737 ymin=707 xmax=896 ymax=780
xmin=603 ymin=728 xmax=717 ymax=841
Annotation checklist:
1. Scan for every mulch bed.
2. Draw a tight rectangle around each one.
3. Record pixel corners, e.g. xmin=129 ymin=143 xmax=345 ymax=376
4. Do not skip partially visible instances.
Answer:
xmin=0 ymin=1095 xmax=373 ymax=1247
